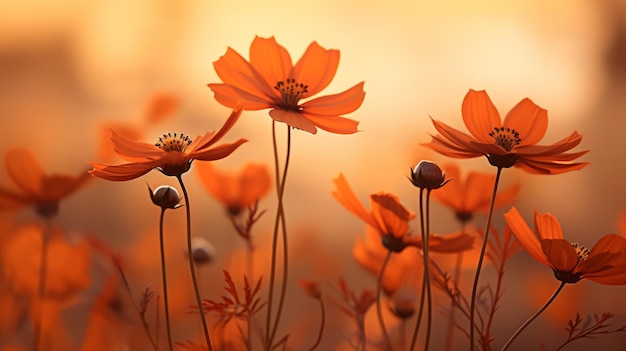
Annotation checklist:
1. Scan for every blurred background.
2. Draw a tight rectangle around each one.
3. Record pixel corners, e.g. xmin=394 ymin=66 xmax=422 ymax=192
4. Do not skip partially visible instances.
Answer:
xmin=1 ymin=0 xmax=626 ymax=350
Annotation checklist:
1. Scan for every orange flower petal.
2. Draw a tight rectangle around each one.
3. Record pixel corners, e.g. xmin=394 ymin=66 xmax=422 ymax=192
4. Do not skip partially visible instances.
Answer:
xmin=237 ymin=163 xmax=271 ymax=208
xmin=503 ymin=207 xmax=551 ymax=267
xmin=422 ymin=136 xmax=484 ymax=158
xmin=540 ymin=239 xmax=579 ymax=272
xmin=109 ymin=129 xmax=164 ymax=162
xmin=5 ymin=148 xmax=44 ymax=197
xmin=269 ymin=109 xmax=318 ymax=134
xmin=370 ymin=193 xmax=412 ymax=238
xmin=249 ymin=36 xmax=292 ymax=93
xmin=196 ymin=105 xmax=244 ymax=150
xmin=503 ymin=97 xmax=548 ymax=146
xmin=41 ymin=172 xmax=91 ymax=202
xmin=431 ymin=164 xmax=464 ymax=212
xmin=195 ymin=162 xmax=232 ymax=205
xmin=534 ymin=211 xmax=565 ymax=240
xmin=213 ymin=46 xmax=276 ymax=101
xmin=0 ymin=186 xmax=30 ymax=210
xmin=191 ymin=139 xmax=248 ymax=162
xmin=89 ymin=162 xmax=157 ymax=181
xmin=292 ymin=41 xmax=339 ymax=98
xmin=208 ymin=83 xmax=275 ymax=110
xmin=431 ymin=119 xmax=485 ymax=155
xmin=516 ymin=131 xmax=585 ymax=157
xmin=426 ymin=230 xmax=475 ymax=253
xmin=301 ymin=82 xmax=365 ymax=116
xmin=300 ymin=113 xmax=359 ymax=134
xmin=144 ymin=93 xmax=179 ymax=124
xmin=461 ymin=89 xmax=501 ymax=142
xmin=331 ymin=173 xmax=379 ymax=230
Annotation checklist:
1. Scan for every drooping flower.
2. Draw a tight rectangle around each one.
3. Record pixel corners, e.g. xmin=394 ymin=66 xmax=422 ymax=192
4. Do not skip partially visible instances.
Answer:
xmin=504 ymin=206 xmax=626 ymax=284
xmin=208 ymin=36 xmax=366 ymax=134
xmin=0 ymin=148 xmax=91 ymax=217
xmin=195 ymin=162 xmax=271 ymax=215
xmin=90 ymin=106 xmax=247 ymax=181
xmin=332 ymin=173 xmax=474 ymax=253
xmin=423 ymin=89 xmax=589 ymax=174
xmin=431 ymin=163 xmax=520 ymax=223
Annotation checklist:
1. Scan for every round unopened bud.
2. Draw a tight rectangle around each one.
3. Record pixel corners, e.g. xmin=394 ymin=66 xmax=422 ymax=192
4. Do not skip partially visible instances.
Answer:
xmin=148 ymin=185 xmax=182 ymax=210
xmin=189 ymin=237 xmax=216 ymax=265
xmin=409 ymin=160 xmax=447 ymax=190
xmin=389 ymin=294 xmax=416 ymax=319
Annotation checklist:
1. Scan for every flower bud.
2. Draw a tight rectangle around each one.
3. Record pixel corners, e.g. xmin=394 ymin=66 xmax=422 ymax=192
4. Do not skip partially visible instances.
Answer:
xmin=299 ymin=279 xmax=322 ymax=299
xmin=389 ymin=294 xmax=416 ymax=319
xmin=189 ymin=237 xmax=216 ymax=265
xmin=409 ymin=160 xmax=448 ymax=190
xmin=148 ymin=185 xmax=182 ymax=210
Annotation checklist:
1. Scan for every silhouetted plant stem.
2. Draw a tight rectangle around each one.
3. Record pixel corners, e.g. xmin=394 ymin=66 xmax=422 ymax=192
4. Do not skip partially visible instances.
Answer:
xmin=469 ymin=166 xmax=503 ymax=351
xmin=500 ymin=281 xmax=566 ymax=351
xmin=265 ymin=122 xmax=291 ymax=350
xmin=158 ymin=208 xmax=174 ymax=351
xmin=177 ymin=175 xmax=213 ymax=351
xmin=33 ymin=220 xmax=51 ymax=351
xmin=306 ymin=297 xmax=326 ymax=351
xmin=376 ymin=250 xmax=393 ymax=351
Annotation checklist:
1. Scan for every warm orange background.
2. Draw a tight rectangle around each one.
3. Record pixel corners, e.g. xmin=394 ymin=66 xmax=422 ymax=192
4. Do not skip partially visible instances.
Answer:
xmin=1 ymin=0 xmax=626 ymax=350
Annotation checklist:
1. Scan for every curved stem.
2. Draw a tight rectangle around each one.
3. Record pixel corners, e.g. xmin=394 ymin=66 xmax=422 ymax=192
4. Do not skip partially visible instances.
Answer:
xmin=33 ymin=220 xmax=51 ymax=351
xmin=409 ymin=188 xmax=426 ymax=351
xmin=500 ymin=281 xmax=566 ymax=351
xmin=307 ymin=298 xmax=326 ymax=351
xmin=376 ymin=250 xmax=394 ymax=351
xmin=469 ymin=166 xmax=502 ymax=351
xmin=423 ymin=189 xmax=433 ymax=351
xmin=177 ymin=175 xmax=213 ymax=351
xmin=265 ymin=122 xmax=292 ymax=350
xmin=158 ymin=209 xmax=174 ymax=351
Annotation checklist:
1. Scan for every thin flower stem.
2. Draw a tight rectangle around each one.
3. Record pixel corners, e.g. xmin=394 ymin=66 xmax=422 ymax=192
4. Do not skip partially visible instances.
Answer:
xmin=306 ymin=298 xmax=326 ymax=351
xmin=500 ymin=281 xmax=567 ymax=351
xmin=469 ymin=166 xmax=502 ymax=351
xmin=247 ymin=246 xmax=254 ymax=351
xmin=158 ymin=209 xmax=174 ymax=351
xmin=33 ymin=220 xmax=51 ymax=351
xmin=423 ymin=189 xmax=433 ymax=351
xmin=444 ymin=250 xmax=464 ymax=351
xmin=409 ymin=188 xmax=426 ymax=351
xmin=177 ymin=175 xmax=213 ymax=351
xmin=265 ymin=122 xmax=292 ymax=350
xmin=376 ymin=250 xmax=394 ymax=351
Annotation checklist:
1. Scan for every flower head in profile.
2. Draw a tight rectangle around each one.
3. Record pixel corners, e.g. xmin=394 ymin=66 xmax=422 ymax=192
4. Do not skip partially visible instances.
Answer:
xmin=423 ymin=89 xmax=589 ymax=174
xmin=208 ymin=36 xmax=366 ymax=134
xmin=90 ymin=106 xmax=247 ymax=181
xmin=432 ymin=163 xmax=520 ymax=223
xmin=195 ymin=162 xmax=271 ymax=215
xmin=0 ymin=148 xmax=91 ymax=217
xmin=332 ymin=173 xmax=474 ymax=253
xmin=504 ymin=206 xmax=626 ymax=284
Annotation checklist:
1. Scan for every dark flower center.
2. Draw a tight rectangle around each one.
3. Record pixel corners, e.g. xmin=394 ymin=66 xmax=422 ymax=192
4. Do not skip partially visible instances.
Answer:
xmin=274 ymin=78 xmax=308 ymax=110
xmin=489 ymin=127 xmax=521 ymax=152
xmin=553 ymin=242 xmax=589 ymax=284
xmin=155 ymin=132 xmax=192 ymax=153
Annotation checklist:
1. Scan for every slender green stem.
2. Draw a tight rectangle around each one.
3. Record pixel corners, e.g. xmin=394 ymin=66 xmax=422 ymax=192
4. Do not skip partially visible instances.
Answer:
xmin=158 ymin=209 xmax=174 ymax=351
xmin=409 ymin=188 xmax=426 ymax=351
xmin=306 ymin=298 xmax=326 ymax=351
xmin=33 ymin=220 xmax=51 ymax=351
xmin=177 ymin=175 xmax=213 ymax=351
xmin=376 ymin=250 xmax=394 ymax=351
xmin=469 ymin=166 xmax=502 ymax=351
xmin=265 ymin=122 xmax=291 ymax=350
xmin=500 ymin=281 xmax=566 ymax=351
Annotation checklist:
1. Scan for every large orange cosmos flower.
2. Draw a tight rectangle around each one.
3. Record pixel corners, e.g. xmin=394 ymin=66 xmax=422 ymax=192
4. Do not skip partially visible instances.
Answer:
xmin=0 ymin=148 xmax=90 ymax=216
xmin=332 ymin=173 xmax=474 ymax=253
xmin=195 ymin=162 xmax=271 ymax=215
xmin=208 ymin=36 xmax=366 ymax=134
xmin=90 ymin=106 xmax=247 ymax=181
xmin=431 ymin=163 xmax=520 ymax=223
xmin=504 ymin=206 xmax=626 ymax=284
xmin=424 ymin=89 xmax=589 ymax=174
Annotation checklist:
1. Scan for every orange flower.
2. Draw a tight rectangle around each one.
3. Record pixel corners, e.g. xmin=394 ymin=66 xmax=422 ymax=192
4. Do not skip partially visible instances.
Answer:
xmin=504 ymin=206 xmax=626 ymax=284
xmin=431 ymin=163 xmax=520 ymax=222
xmin=208 ymin=36 xmax=366 ymax=134
xmin=90 ymin=106 xmax=247 ymax=181
xmin=423 ymin=89 xmax=589 ymax=174
xmin=195 ymin=162 xmax=271 ymax=215
xmin=332 ymin=173 xmax=474 ymax=253
xmin=0 ymin=148 xmax=90 ymax=216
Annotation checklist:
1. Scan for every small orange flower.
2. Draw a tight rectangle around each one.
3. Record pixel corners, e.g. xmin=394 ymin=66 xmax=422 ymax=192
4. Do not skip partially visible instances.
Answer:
xmin=332 ymin=173 xmax=474 ymax=253
xmin=90 ymin=106 xmax=247 ymax=181
xmin=208 ymin=36 xmax=366 ymax=134
xmin=0 ymin=148 xmax=90 ymax=216
xmin=195 ymin=162 xmax=271 ymax=215
xmin=423 ymin=89 xmax=589 ymax=174
xmin=504 ymin=206 xmax=626 ymax=284
xmin=431 ymin=163 xmax=520 ymax=222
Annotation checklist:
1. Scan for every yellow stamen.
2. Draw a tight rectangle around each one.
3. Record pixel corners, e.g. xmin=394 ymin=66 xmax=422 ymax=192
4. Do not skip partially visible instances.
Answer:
xmin=489 ymin=127 xmax=521 ymax=152
xmin=156 ymin=132 xmax=192 ymax=152
xmin=571 ymin=242 xmax=589 ymax=261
